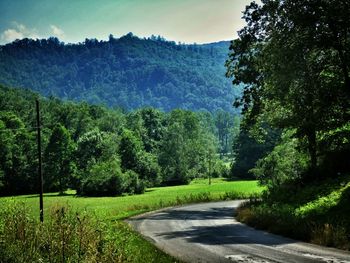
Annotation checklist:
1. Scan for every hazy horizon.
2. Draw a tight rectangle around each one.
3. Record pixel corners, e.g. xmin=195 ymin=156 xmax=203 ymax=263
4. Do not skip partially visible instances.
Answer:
xmin=0 ymin=0 xmax=253 ymax=45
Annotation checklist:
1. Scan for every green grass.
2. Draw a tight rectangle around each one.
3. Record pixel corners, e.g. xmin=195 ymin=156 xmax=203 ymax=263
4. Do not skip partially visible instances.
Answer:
xmin=237 ymin=175 xmax=350 ymax=250
xmin=0 ymin=178 xmax=263 ymax=262
xmin=0 ymin=178 xmax=262 ymax=220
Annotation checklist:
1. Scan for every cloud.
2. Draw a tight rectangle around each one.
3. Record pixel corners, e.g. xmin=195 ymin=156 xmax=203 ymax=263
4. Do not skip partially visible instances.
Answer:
xmin=50 ymin=25 xmax=64 ymax=38
xmin=2 ymin=29 xmax=24 ymax=42
xmin=1 ymin=22 xmax=39 ymax=43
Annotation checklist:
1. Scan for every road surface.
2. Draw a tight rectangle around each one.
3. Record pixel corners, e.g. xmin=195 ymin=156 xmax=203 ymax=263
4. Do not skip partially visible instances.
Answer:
xmin=127 ymin=200 xmax=350 ymax=263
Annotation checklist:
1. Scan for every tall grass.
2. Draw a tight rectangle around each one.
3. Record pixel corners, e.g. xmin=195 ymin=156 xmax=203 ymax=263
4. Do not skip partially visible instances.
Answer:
xmin=236 ymin=177 xmax=350 ymax=250
xmin=0 ymin=178 xmax=262 ymax=262
xmin=0 ymin=200 xmax=179 ymax=263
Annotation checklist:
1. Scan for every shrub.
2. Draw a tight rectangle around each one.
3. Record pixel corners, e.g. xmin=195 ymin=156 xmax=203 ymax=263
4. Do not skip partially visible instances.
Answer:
xmin=123 ymin=170 xmax=145 ymax=195
xmin=212 ymin=159 xmax=230 ymax=178
xmin=250 ymin=131 xmax=308 ymax=191
xmin=135 ymin=152 xmax=161 ymax=187
xmin=79 ymin=157 xmax=124 ymax=196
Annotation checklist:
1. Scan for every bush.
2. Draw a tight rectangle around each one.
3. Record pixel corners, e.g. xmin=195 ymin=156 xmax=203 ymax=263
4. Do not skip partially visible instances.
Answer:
xmin=123 ymin=170 xmax=145 ymax=194
xmin=79 ymin=157 xmax=124 ymax=196
xmin=212 ymin=159 xmax=230 ymax=178
xmin=250 ymin=131 xmax=308 ymax=190
xmin=78 ymin=157 xmax=146 ymax=196
xmin=135 ymin=152 xmax=161 ymax=187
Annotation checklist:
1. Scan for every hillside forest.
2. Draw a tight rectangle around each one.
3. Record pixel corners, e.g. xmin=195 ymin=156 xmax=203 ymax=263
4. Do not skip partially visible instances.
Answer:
xmin=0 ymin=34 xmax=240 ymax=113
xmin=0 ymin=85 xmax=242 ymax=196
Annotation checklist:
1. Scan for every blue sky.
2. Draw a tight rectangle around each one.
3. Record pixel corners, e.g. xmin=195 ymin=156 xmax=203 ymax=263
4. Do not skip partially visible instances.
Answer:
xmin=0 ymin=0 xmax=252 ymax=44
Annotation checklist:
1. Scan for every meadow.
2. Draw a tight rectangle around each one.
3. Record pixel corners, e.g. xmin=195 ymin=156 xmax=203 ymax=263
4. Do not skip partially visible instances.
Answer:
xmin=0 ymin=178 xmax=263 ymax=262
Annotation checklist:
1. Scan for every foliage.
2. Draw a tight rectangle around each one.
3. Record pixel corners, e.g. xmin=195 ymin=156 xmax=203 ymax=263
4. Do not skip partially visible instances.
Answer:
xmin=0 ymin=112 xmax=37 ymax=196
xmin=0 ymin=201 xmax=178 ymax=263
xmin=135 ymin=152 xmax=161 ymax=187
xmin=229 ymin=0 xmax=350 ymax=250
xmin=44 ymin=124 xmax=75 ymax=193
xmin=79 ymin=157 xmax=125 ymax=196
xmin=230 ymin=122 xmax=280 ymax=179
xmin=251 ymin=131 xmax=308 ymax=190
xmin=237 ymin=176 xmax=350 ymax=250
xmin=0 ymin=34 xmax=240 ymax=112
xmin=226 ymin=0 xmax=350 ymax=175
xmin=159 ymin=110 xmax=209 ymax=185
xmin=119 ymin=129 xmax=143 ymax=172
xmin=122 ymin=170 xmax=145 ymax=195
xmin=0 ymin=85 xmax=230 ymax=196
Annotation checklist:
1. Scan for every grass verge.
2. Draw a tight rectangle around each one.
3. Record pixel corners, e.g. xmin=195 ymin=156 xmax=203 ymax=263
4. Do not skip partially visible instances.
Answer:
xmin=236 ymin=175 xmax=350 ymax=250
xmin=0 ymin=178 xmax=263 ymax=262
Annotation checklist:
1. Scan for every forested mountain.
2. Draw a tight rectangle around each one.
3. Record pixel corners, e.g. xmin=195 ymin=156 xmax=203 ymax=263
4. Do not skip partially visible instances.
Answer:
xmin=0 ymin=33 xmax=238 ymax=112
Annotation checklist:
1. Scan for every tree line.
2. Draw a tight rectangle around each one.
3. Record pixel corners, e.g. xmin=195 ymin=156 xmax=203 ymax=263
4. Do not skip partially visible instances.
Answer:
xmin=0 ymin=85 xmax=238 ymax=196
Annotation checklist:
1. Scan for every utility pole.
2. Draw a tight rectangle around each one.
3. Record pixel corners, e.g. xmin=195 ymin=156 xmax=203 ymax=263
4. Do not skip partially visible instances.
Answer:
xmin=36 ymin=99 xmax=44 ymax=222
xmin=208 ymin=150 xmax=212 ymax=186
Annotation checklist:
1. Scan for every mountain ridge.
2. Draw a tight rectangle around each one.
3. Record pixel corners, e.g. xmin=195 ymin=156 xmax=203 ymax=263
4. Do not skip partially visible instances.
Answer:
xmin=0 ymin=33 xmax=239 ymax=112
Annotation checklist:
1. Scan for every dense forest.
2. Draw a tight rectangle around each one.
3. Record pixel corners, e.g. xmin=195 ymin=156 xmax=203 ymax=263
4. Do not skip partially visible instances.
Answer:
xmin=0 ymin=34 xmax=240 ymax=112
xmin=0 ymin=85 xmax=241 ymax=196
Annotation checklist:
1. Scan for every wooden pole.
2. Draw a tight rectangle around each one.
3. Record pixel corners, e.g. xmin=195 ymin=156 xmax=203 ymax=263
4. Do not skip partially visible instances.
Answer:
xmin=208 ymin=151 xmax=212 ymax=186
xmin=36 ymin=99 xmax=44 ymax=222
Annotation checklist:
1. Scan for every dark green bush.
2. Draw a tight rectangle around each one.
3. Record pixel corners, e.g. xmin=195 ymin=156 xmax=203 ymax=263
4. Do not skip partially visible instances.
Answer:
xmin=212 ymin=159 xmax=230 ymax=178
xmin=135 ymin=152 xmax=161 ymax=187
xmin=78 ymin=157 xmax=146 ymax=196
xmin=79 ymin=157 xmax=124 ymax=196
xmin=251 ymin=131 xmax=308 ymax=191
xmin=123 ymin=170 xmax=145 ymax=195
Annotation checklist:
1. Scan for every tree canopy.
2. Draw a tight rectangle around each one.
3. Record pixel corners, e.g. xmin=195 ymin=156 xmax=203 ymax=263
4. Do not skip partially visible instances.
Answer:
xmin=0 ymin=85 xmax=234 ymax=196
xmin=226 ymin=0 xmax=350 ymax=179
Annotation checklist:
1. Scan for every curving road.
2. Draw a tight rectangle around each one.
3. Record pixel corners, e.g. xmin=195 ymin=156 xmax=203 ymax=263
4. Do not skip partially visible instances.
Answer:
xmin=127 ymin=200 xmax=350 ymax=263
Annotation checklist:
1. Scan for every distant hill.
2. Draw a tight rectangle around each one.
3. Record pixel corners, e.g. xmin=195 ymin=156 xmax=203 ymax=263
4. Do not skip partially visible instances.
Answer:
xmin=0 ymin=33 xmax=239 ymax=112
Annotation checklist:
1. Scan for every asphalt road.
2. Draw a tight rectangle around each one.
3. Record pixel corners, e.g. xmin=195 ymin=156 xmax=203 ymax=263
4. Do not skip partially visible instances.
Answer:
xmin=127 ymin=200 xmax=350 ymax=263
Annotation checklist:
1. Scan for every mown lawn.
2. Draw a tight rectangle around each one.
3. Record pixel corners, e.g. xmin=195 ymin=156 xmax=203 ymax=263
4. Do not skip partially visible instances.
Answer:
xmin=0 ymin=178 xmax=263 ymax=262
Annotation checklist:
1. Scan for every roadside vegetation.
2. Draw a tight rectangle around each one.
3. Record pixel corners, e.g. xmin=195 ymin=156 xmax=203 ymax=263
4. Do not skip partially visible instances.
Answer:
xmin=0 ymin=178 xmax=263 ymax=262
xmin=237 ymin=176 xmax=350 ymax=250
xmin=226 ymin=0 xmax=350 ymax=250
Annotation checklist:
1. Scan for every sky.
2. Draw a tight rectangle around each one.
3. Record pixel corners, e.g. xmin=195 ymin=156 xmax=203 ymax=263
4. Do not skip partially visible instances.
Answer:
xmin=0 ymin=0 xmax=253 ymax=45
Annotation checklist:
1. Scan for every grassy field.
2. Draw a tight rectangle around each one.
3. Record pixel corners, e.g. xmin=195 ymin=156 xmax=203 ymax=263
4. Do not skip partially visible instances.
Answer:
xmin=0 ymin=178 xmax=263 ymax=262
xmin=1 ymin=178 xmax=263 ymax=220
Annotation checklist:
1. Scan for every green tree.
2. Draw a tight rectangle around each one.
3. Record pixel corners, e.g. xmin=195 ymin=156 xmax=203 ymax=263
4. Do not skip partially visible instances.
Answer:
xmin=80 ymin=156 xmax=124 ymax=196
xmin=44 ymin=124 xmax=75 ymax=193
xmin=231 ymin=123 xmax=279 ymax=179
xmin=0 ymin=112 xmax=36 ymax=195
xmin=226 ymin=0 xmax=350 ymax=176
xmin=215 ymin=110 xmax=232 ymax=158
xmin=119 ymin=129 xmax=143 ymax=171
xmin=159 ymin=110 xmax=208 ymax=185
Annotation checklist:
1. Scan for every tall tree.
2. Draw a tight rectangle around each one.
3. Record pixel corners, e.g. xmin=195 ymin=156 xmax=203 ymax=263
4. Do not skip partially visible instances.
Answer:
xmin=119 ymin=129 xmax=143 ymax=172
xmin=159 ymin=110 xmax=208 ymax=185
xmin=226 ymin=0 xmax=350 ymax=175
xmin=0 ymin=112 xmax=36 ymax=195
xmin=44 ymin=124 xmax=75 ymax=193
